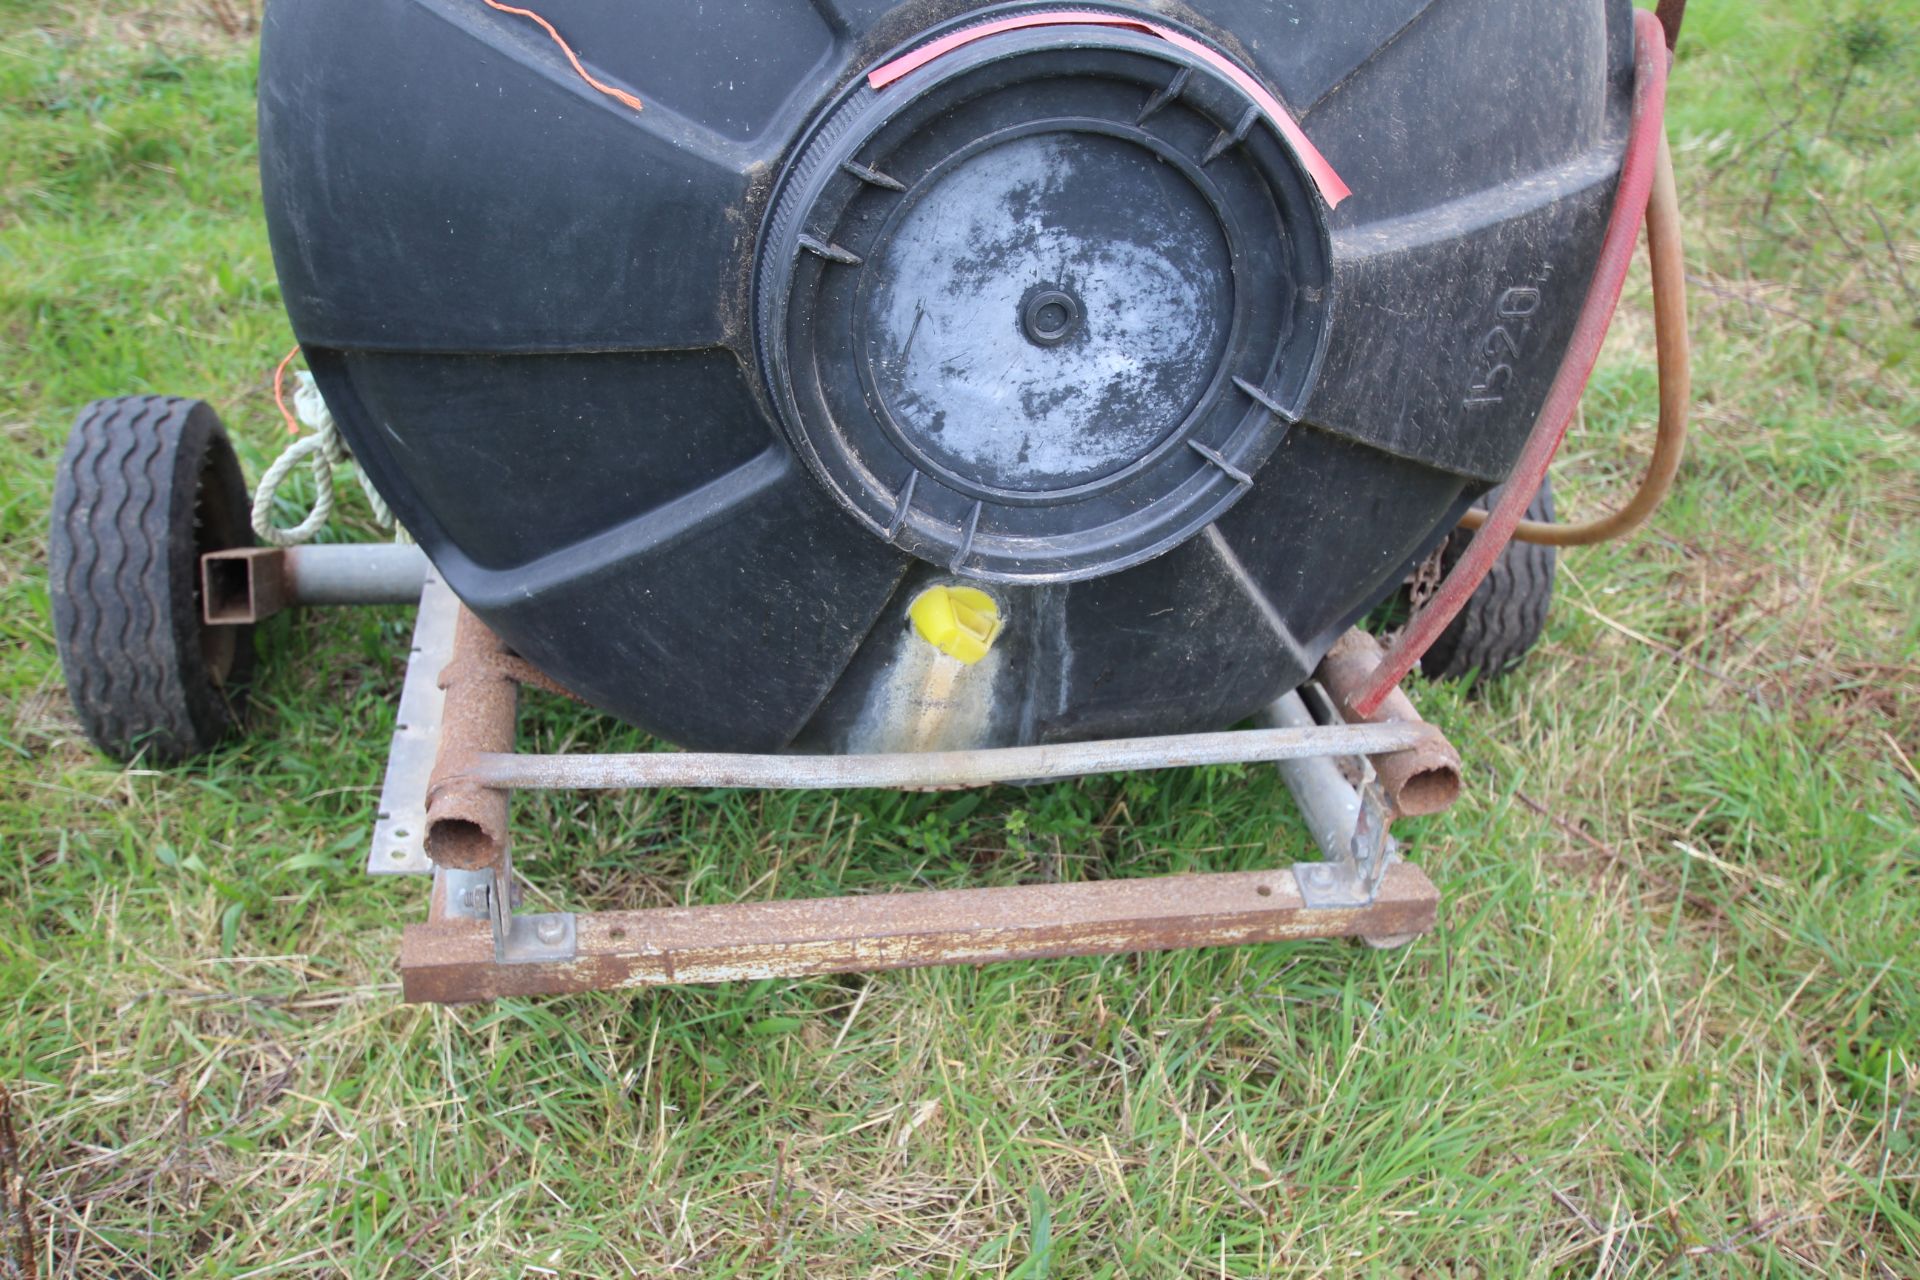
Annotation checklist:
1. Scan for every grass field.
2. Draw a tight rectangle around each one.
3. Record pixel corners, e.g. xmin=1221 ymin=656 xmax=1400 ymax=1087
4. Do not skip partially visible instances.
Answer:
xmin=2 ymin=1 xmax=1916 ymax=1275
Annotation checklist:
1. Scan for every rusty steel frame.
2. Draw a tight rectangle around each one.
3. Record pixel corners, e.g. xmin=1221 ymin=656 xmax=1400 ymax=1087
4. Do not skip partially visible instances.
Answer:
xmin=365 ymin=577 xmax=1452 ymax=1003
xmin=402 ymin=864 xmax=1439 ymax=1003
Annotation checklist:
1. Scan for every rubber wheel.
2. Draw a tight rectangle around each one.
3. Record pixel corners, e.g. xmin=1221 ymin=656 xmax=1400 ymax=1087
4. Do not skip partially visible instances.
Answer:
xmin=50 ymin=396 xmax=256 ymax=762
xmin=1419 ymin=476 xmax=1558 ymax=682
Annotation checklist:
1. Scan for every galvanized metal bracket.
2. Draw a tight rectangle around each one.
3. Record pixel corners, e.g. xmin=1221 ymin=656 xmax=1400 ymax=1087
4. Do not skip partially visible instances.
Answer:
xmin=437 ymin=866 xmax=577 ymax=965
xmin=500 ymin=913 xmax=579 ymax=965
xmin=1263 ymin=685 xmax=1402 ymax=911
xmin=1291 ymin=763 xmax=1397 ymax=909
xmin=368 ymin=570 xmax=460 ymax=875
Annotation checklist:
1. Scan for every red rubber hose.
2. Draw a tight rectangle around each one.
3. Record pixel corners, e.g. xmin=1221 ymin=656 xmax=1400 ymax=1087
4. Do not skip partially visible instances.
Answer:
xmin=1351 ymin=7 xmax=1672 ymax=718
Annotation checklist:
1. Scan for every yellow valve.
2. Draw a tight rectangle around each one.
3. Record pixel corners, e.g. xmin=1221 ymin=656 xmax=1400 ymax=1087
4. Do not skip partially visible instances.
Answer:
xmin=908 ymin=585 xmax=1003 ymax=664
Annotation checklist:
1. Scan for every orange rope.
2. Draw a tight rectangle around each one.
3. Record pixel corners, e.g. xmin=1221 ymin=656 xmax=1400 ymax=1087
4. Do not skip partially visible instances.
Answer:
xmin=272 ymin=344 xmax=301 ymax=435
xmin=481 ymin=0 xmax=643 ymax=112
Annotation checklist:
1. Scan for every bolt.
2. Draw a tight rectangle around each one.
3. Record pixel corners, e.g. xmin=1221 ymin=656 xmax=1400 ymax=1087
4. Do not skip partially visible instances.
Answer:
xmin=534 ymin=916 xmax=566 ymax=946
xmin=460 ymin=884 xmax=489 ymax=912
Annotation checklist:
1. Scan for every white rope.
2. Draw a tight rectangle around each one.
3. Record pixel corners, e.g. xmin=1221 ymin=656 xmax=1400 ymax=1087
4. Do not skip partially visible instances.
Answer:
xmin=251 ymin=372 xmax=411 ymax=546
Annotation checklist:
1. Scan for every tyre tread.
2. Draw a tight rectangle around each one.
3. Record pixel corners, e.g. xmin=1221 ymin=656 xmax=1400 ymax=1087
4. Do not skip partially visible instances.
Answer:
xmin=50 ymin=396 xmax=252 ymax=761
xmin=1420 ymin=478 xmax=1559 ymax=682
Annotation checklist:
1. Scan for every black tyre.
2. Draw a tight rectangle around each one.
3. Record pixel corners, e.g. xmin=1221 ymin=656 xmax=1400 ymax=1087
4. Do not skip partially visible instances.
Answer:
xmin=1419 ymin=476 xmax=1558 ymax=682
xmin=49 ymin=396 xmax=256 ymax=762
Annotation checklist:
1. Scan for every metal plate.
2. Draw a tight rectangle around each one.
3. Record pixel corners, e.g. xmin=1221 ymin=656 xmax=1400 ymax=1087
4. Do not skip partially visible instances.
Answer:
xmin=366 ymin=570 xmax=459 ymax=875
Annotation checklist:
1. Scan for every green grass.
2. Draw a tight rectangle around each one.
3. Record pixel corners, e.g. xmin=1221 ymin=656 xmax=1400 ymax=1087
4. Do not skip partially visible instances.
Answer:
xmin=2 ymin=1 xmax=1916 ymax=1274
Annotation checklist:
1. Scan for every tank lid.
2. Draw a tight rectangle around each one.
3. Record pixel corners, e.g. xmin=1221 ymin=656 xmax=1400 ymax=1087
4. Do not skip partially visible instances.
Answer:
xmin=755 ymin=10 xmax=1332 ymax=583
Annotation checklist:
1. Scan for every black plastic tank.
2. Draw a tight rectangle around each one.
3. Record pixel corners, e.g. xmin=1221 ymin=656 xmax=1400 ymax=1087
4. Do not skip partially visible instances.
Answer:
xmin=258 ymin=0 xmax=1634 ymax=752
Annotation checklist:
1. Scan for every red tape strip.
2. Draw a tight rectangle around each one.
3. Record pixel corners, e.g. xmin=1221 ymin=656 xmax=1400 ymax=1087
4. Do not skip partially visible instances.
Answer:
xmin=867 ymin=10 xmax=1350 ymax=208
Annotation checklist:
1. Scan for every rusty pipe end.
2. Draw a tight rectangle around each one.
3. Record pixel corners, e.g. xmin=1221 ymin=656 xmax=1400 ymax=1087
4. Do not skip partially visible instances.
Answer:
xmin=1316 ymin=629 xmax=1463 ymax=818
xmin=422 ymin=606 xmax=519 ymax=872
xmin=424 ymin=781 xmax=509 ymax=871
xmin=1386 ymin=759 xmax=1463 ymax=819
